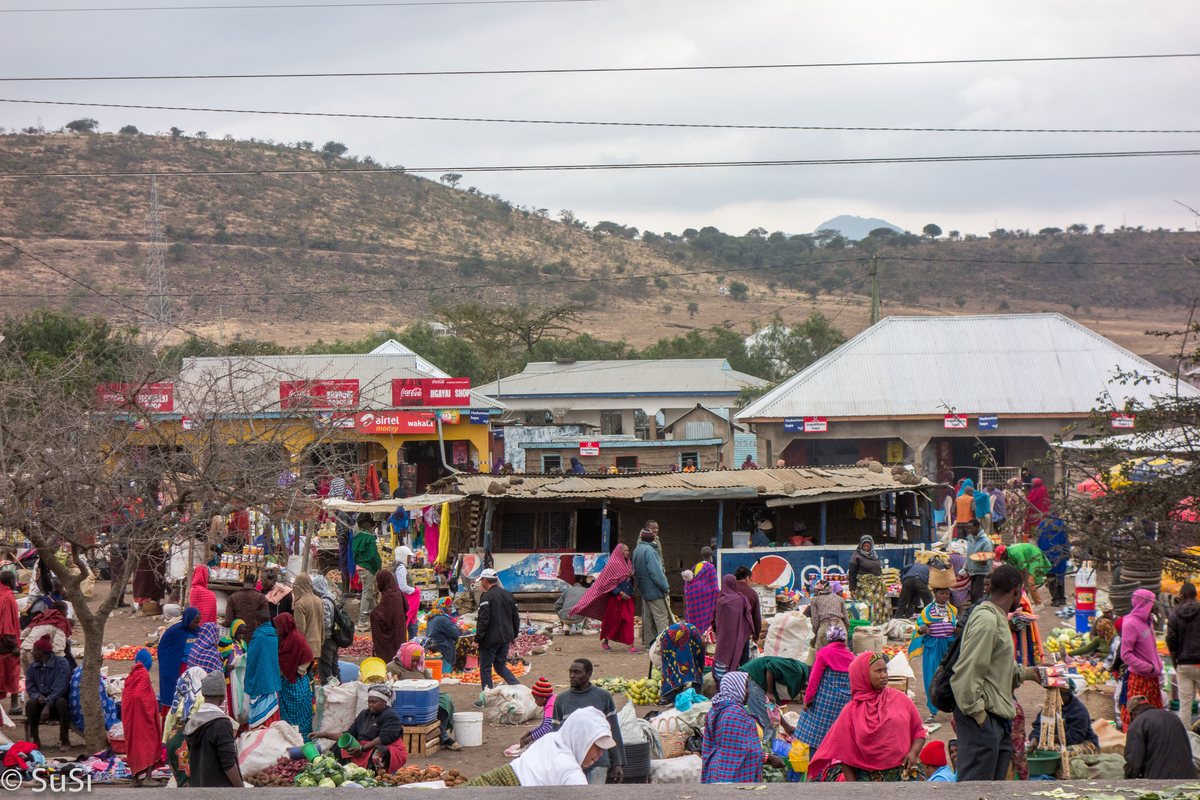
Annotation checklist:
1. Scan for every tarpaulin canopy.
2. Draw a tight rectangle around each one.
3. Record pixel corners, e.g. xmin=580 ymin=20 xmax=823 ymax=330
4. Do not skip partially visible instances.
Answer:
xmin=1076 ymin=456 xmax=1191 ymax=498
xmin=322 ymin=493 xmax=465 ymax=513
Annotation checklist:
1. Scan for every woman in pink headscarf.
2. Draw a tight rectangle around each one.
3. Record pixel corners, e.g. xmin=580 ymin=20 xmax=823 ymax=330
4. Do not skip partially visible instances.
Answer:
xmin=1023 ymin=478 xmax=1051 ymax=541
xmin=1120 ymin=588 xmax=1164 ymax=729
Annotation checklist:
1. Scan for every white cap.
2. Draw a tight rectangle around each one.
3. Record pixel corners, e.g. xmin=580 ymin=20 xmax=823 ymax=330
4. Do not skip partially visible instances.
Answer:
xmin=594 ymin=734 xmax=617 ymax=750
xmin=394 ymin=546 xmax=413 ymax=561
xmin=480 ymin=568 xmax=499 ymax=580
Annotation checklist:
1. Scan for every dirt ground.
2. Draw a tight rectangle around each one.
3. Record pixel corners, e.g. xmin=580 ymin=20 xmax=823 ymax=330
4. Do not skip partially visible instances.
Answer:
xmin=54 ymin=576 xmax=1083 ymax=778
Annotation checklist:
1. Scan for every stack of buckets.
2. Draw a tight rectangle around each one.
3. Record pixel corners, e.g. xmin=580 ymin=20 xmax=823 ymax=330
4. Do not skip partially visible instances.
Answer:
xmin=1075 ymin=561 xmax=1097 ymax=634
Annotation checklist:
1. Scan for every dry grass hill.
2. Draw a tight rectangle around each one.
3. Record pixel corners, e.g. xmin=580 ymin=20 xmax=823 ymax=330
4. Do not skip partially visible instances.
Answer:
xmin=0 ymin=130 xmax=1197 ymax=357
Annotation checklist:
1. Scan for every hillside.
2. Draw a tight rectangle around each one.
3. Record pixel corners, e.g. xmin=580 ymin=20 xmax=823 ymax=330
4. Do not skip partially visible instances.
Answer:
xmin=0 ymin=131 xmax=1197 ymax=357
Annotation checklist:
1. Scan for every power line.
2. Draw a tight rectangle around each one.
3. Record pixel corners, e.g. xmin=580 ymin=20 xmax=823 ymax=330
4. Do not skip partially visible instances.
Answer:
xmin=1 ymin=0 xmax=608 ymax=11
xmin=4 ymin=148 xmax=1199 ymax=179
xmin=4 ymin=52 xmax=1198 ymax=83
xmin=5 ymin=97 xmax=1197 ymax=135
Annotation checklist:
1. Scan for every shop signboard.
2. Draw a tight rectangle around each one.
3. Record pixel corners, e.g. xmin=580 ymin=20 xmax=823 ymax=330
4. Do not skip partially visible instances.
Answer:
xmin=469 ymin=410 xmax=490 ymax=425
xmin=96 ymin=382 xmax=174 ymax=412
xmin=1111 ymin=413 xmax=1136 ymax=429
xmin=943 ymin=414 xmax=968 ymax=429
xmin=280 ymin=379 xmax=359 ymax=410
xmin=353 ymin=410 xmax=436 ymax=434
xmin=391 ymin=377 xmax=471 ymax=407
xmin=804 ymin=417 xmax=828 ymax=432
xmin=978 ymin=415 xmax=999 ymax=430
xmin=783 ymin=417 xmax=803 ymax=432
xmin=579 ymin=441 xmax=600 ymax=456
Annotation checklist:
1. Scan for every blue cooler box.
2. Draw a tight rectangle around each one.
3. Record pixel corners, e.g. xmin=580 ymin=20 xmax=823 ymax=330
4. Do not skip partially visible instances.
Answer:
xmin=392 ymin=679 xmax=439 ymax=725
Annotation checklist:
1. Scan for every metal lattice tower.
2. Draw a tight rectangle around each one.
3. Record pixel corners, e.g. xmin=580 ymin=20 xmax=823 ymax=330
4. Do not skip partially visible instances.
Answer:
xmin=143 ymin=175 xmax=170 ymax=334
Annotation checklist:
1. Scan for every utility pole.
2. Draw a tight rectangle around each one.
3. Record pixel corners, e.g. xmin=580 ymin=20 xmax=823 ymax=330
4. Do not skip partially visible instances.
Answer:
xmin=143 ymin=176 xmax=169 ymax=336
xmin=869 ymin=255 xmax=881 ymax=326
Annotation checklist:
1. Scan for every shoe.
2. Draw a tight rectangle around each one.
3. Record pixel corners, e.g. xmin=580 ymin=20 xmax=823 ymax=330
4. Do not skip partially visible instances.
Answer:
xmin=473 ymin=701 xmax=483 ymax=709
xmin=9 ymin=705 xmax=22 ymax=717
xmin=627 ymin=647 xmax=640 ymax=654
xmin=445 ymin=742 xmax=463 ymax=752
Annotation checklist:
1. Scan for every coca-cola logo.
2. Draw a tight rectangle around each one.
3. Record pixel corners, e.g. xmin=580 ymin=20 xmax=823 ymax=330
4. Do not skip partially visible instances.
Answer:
xmin=398 ymin=386 xmax=422 ymax=398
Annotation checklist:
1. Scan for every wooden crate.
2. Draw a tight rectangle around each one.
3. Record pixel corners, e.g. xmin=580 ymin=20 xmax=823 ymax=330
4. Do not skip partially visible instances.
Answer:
xmin=403 ymin=720 xmax=441 ymax=758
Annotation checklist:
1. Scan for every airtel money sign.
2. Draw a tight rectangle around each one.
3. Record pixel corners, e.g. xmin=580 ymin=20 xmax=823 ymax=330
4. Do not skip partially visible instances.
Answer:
xmin=354 ymin=410 xmax=436 ymax=434
xmin=391 ymin=378 xmax=471 ymax=407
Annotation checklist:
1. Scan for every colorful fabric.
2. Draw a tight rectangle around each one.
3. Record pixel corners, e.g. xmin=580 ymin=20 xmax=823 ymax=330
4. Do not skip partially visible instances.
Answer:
xmin=1011 ymin=701 xmax=1028 ymax=780
xmin=68 ymin=665 xmax=119 ymax=732
xmin=275 ymin=613 xmax=314 ymax=682
xmin=1025 ymin=479 xmax=1051 ymax=536
xmin=463 ymin=765 xmax=520 ymax=786
xmin=908 ymin=602 xmax=958 ymax=659
xmin=947 ymin=553 xmax=971 ymax=609
xmin=659 ymin=623 xmax=705 ymax=700
xmin=819 ymin=764 xmax=925 ymax=782
xmin=739 ymin=656 xmax=809 ymax=705
xmin=248 ymin=691 xmax=281 ymax=730
xmin=712 ymin=574 xmax=755 ymax=670
xmin=244 ymin=621 xmax=282 ymax=696
xmin=370 ymin=570 xmax=410 ymax=661
xmin=398 ymin=642 xmax=425 ymax=672
xmin=795 ymin=668 xmax=851 ymax=749
xmin=807 ymin=653 xmax=926 ymax=781
xmin=122 ymin=662 xmax=163 ymax=775
xmin=185 ymin=622 xmax=224 ymax=674
xmin=600 ymin=591 xmax=635 ymax=646
xmin=1121 ymin=673 xmax=1163 ymax=729
xmin=570 ymin=545 xmax=632 ymax=620
xmin=217 ymin=620 xmax=245 ymax=666
xmin=702 ymin=673 xmax=762 ymax=784
xmin=189 ymin=566 xmax=218 ymax=625
xmin=279 ymin=673 xmax=314 ymax=738
xmin=684 ymin=562 xmax=720 ymax=633
xmin=855 ymin=573 xmax=889 ymax=625
xmin=805 ymin=641 xmax=854 ymax=705
xmin=157 ymin=608 xmax=201 ymax=706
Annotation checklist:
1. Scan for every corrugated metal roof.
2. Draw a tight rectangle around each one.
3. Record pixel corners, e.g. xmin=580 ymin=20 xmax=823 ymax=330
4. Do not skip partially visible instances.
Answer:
xmin=738 ymin=314 xmax=1199 ymax=420
xmin=176 ymin=353 xmax=503 ymax=413
xmin=453 ymin=466 xmax=933 ymax=502
xmin=476 ymin=359 xmax=765 ymax=399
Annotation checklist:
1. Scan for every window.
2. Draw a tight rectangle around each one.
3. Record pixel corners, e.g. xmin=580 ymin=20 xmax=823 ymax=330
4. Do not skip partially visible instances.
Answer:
xmin=615 ymin=455 xmax=639 ymax=472
xmin=524 ymin=410 xmax=553 ymax=425
xmin=600 ymin=410 xmax=624 ymax=435
xmin=679 ymin=451 xmax=699 ymax=470
xmin=542 ymin=454 xmax=562 ymax=472
xmin=634 ymin=410 xmax=651 ymax=440
xmin=499 ymin=511 xmax=572 ymax=551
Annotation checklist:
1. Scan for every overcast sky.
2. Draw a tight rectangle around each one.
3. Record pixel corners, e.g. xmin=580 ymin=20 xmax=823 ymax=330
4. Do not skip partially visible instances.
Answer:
xmin=2 ymin=0 xmax=1198 ymax=237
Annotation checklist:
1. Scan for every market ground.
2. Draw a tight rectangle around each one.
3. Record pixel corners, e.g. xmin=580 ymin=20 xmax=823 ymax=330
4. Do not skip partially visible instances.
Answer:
xmin=55 ymin=578 xmax=1083 ymax=780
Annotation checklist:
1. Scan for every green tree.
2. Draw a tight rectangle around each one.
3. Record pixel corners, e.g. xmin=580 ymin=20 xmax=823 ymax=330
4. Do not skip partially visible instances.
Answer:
xmin=954 ymin=296 xmax=967 ymax=308
xmin=321 ymin=141 xmax=349 ymax=158
xmin=169 ymin=127 xmax=184 ymax=138
xmin=922 ymin=223 xmax=943 ymax=239
xmin=440 ymin=173 xmax=462 ymax=189
xmin=687 ymin=302 xmax=699 ymax=318
xmin=746 ymin=312 xmax=848 ymax=382
xmin=118 ymin=125 xmax=139 ymax=135
xmin=729 ymin=281 xmax=749 ymax=301
xmin=653 ymin=276 xmax=669 ymax=292
xmin=66 ymin=118 xmax=98 ymax=134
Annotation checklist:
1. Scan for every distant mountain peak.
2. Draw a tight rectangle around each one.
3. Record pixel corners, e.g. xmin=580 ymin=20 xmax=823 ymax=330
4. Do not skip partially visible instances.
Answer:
xmin=812 ymin=215 xmax=903 ymax=241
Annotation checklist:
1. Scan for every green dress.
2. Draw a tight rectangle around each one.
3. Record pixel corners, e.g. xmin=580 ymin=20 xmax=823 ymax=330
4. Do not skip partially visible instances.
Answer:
xmin=739 ymin=657 xmax=810 ymax=704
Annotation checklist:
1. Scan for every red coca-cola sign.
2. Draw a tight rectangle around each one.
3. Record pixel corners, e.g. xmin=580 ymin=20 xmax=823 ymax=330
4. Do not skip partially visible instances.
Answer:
xmin=280 ymin=379 xmax=360 ymax=410
xmin=96 ymin=383 xmax=174 ymax=412
xmin=391 ymin=378 xmax=471 ymax=407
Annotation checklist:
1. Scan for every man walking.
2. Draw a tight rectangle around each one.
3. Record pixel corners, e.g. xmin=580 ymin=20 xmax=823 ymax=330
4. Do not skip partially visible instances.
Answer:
xmin=552 ymin=659 xmax=625 ymax=785
xmin=951 ymin=565 xmax=1044 ymax=781
xmin=474 ymin=569 xmax=520 ymax=705
xmin=633 ymin=526 xmax=671 ymax=648
xmin=897 ymin=560 xmax=934 ymax=618
xmin=1167 ymin=582 xmax=1200 ymax=729
xmin=352 ymin=520 xmax=382 ymax=630
xmin=733 ymin=567 xmax=763 ymax=660
xmin=965 ymin=519 xmax=993 ymax=604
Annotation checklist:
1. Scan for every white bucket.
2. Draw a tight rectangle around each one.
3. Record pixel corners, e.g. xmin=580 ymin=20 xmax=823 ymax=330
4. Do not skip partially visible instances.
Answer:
xmin=453 ymin=712 xmax=483 ymax=747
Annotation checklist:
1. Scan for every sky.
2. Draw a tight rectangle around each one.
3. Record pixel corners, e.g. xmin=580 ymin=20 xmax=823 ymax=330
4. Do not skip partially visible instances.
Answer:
xmin=1 ymin=0 xmax=1198 ymax=238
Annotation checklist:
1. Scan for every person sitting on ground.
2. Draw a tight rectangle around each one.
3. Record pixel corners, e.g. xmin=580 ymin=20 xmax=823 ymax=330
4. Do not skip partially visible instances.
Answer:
xmin=384 ymin=644 xmax=462 ymax=752
xmin=184 ymin=670 xmax=244 ymax=788
xmin=424 ymin=597 xmax=461 ymax=675
xmin=465 ymin=706 xmax=615 ymax=787
xmin=161 ymin=588 xmax=183 ymax=626
xmin=520 ymin=677 xmax=556 ymax=749
xmin=922 ymin=740 xmax=957 ymax=782
xmin=739 ymin=655 xmax=809 ymax=706
xmin=551 ymin=659 xmax=624 ymax=785
xmin=795 ymin=625 xmax=854 ymax=751
xmin=555 ymin=575 xmax=588 ymax=635
xmin=808 ymin=652 xmax=928 ymax=782
xmin=21 ymin=600 xmax=71 ymax=669
xmin=1123 ymin=695 xmax=1199 ymax=780
xmin=1029 ymin=688 xmax=1098 ymax=755
xmin=312 ymin=684 xmax=408 ymax=773
xmin=702 ymin=672 xmax=783 ymax=783
xmin=25 ymin=634 xmax=70 ymax=749
xmin=1069 ymin=616 xmax=1116 ymax=658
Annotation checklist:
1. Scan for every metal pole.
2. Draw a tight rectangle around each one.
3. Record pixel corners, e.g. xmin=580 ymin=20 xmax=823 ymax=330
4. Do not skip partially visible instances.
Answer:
xmin=869 ymin=255 xmax=881 ymax=326
xmin=601 ymin=499 xmax=610 ymax=553
xmin=819 ymin=502 xmax=827 ymax=546
xmin=717 ymin=500 xmax=724 ymax=549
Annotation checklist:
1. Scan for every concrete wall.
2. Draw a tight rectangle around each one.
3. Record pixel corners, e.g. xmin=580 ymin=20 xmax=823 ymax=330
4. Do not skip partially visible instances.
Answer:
xmin=524 ymin=442 xmax=721 ymax=473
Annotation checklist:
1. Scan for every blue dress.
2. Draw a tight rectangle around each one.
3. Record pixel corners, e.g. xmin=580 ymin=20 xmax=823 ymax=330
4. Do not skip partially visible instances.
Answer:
xmin=794 ymin=669 xmax=851 ymax=749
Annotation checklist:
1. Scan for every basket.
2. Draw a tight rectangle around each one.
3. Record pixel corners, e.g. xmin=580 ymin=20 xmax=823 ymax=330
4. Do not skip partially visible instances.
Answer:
xmin=1081 ymin=687 xmax=1116 ymax=721
xmin=659 ymin=731 xmax=688 ymax=758
xmin=623 ymin=741 xmax=652 ymax=780
xmin=107 ymin=735 xmax=126 ymax=755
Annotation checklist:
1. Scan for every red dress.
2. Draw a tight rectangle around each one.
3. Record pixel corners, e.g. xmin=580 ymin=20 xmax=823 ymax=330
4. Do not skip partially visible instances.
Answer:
xmin=600 ymin=583 xmax=635 ymax=646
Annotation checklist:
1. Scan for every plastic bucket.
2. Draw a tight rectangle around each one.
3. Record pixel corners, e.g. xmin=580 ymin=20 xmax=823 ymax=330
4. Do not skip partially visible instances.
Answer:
xmin=1075 ymin=609 xmax=1094 ymax=635
xmin=287 ymin=746 xmax=306 ymax=760
xmin=337 ymin=733 xmax=356 ymax=751
xmin=301 ymin=741 xmax=321 ymax=761
xmin=453 ymin=712 xmax=483 ymax=747
xmin=429 ymin=660 xmax=443 ymax=681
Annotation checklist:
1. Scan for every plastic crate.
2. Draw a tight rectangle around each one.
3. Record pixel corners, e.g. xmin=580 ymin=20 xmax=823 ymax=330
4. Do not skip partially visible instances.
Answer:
xmin=393 ymin=679 xmax=439 ymax=725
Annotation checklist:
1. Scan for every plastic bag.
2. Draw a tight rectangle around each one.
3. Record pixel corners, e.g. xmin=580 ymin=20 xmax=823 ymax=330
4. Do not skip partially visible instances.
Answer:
xmin=482 ymin=683 xmax=540 ymax=725
xmin=1093 ymin=719 xmax=1125 ymax=755
xmin=762 ymin=611 xmax=811 ymax=661
xmin=673 ymin=688 xmax=706 ymax=712
xmin=237 ymin=721 xmax=304 ymax=775
xmin=617 ymin=698 xmax=646 ymax=744
xmin=886 ymin=651 xmax=915 ymax=679
xmin=317 ymin=680 xmax=364 ymax=736
xmin=649 ymin=754 xmax=702 ymax=784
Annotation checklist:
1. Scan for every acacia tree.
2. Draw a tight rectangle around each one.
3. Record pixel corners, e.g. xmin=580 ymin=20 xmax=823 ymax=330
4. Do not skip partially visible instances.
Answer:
xmin=0 ymin=336 xmax=328 ymax=750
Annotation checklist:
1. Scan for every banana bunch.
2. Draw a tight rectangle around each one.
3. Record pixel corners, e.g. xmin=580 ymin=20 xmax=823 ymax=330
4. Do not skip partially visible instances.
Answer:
xmin=626 ymin=678 xmax=661 ymax=705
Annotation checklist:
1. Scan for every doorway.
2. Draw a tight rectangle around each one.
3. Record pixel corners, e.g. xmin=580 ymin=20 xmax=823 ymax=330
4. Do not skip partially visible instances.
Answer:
xmin=575 ymin=507 xmax=618 ymax=554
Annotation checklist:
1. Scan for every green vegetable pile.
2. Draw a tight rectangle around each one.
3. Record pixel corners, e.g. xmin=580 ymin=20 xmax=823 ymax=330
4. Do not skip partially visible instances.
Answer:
xmin=292 ymin=755 xmax=375 ymax=788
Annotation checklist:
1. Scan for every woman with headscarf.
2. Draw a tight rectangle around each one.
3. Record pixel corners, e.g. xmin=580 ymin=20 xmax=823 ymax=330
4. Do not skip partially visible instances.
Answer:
xmin=425 ymin=597 xmax=462 ymax=674
xmin=188 ymin=565 xmax=218 ymax=625
xmin=388 ymin=642 xmax=428 ymax=679
xmin=275 ymin=612 xmax=315 ymax=738
xmin=702 ymin=672 xmax=767 ymax=783
xmin=123 ymin=648 xmax=162 ymax=786
xmin=683 ymin=556 xmax=720 ymax=635
xmin=908 ymin=586 xmax=957 ymax=722
xmin=309 ymin=575 xmax=339 ymax=684
xmin=1120 ymin=589 xmax=1164 ymax=728
xmin=848 ymin=536 xmax=887 ymax=625
xmin=157 ymin=607 xmax=201 ymax=711
xmin=809 ymin=652 xmax=927 ymax=782
xmin=464 ymin=706 xmax=615 ymax=786
xmin=1024 ymin=478 xmax=1051 ymax=541
xmin=804 ymin=579 xmax=848 ymax=665
xmin=312 ymin=684 xmax=408 ymax=773
xmin=290 ymin=574 xmax=325 ymax=659
xmin=795 ymin=625 xmax=854 ymax=751
xmin=712 ymin=575 xmax=755 ymax=681
xmin=1070 ymin=616 xmax=1117 ymax=657
xmin=220 ymin=619 xmax=249 ymax=720
xmin=185 ymin=622 xmax=225 ymax=677
xmin=162 ymin=667 xmax=208 ymax=787
xmin=657 ymin=622 xmax=705 ymax=702
xmin=244 ymin=607 xmax=282 ymax=730
xmin=567 ymin=543 xmax=635 ymax=650
xmin=370 ymin=569 xmax=410 ymax=661
xmin=954 ymin=479 xmax=976 ymax=538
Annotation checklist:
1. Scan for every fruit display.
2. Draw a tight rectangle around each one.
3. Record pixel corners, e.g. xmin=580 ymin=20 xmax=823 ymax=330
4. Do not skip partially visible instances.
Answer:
xmin=1043 ymin=627 xmax=1086 ymax=654
xmin=337 ymin=634 xmax=374 ymax=658
xmin=882 ymin=645 xmax=905 ymax=658
xmin=509 ymin=632 xmax=551 ymax=658
xmin=448 ymin=662 xmax=528 ymax=684
xmin=247 ymin=755 xmax=467 ymax=789
xmin=595 ymin=677 xmax=629 ymax=695
xmin=1075 ymin=663 xmax=1113 ymax=685
xmin=376 ymin=766 xmax=467 ymax=787
xmin=103 ymin=645 xmax=156 ymax=661
xmin=626 ymin=677 xmax=660 ymax=705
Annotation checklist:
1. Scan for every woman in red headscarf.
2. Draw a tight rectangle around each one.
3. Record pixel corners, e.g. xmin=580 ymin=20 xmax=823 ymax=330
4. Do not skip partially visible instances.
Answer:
xmin=275 ymin=612 xmax=315 ymax=738
xmin=122 ymin=648 xmax=162 ymax=787
xmin=1023 ymin=478 xmax=1051 ymax=542
xmin=370 ymin=570 xmax=409 ymax=661
xmin=808 ymin=652 xmax=927 ymax=782
xmin=188 ymin=565 xmax=217 ymax=625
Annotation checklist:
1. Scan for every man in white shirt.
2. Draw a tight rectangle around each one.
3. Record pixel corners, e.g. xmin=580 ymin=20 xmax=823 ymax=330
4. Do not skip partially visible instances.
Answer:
xmin=393 ymin=546 xmax=419 ymax=638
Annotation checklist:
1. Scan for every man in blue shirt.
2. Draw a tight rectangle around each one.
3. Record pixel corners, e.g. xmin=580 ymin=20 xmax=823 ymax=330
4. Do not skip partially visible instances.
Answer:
xmin=25 ymin=634 xmax=70 ymax=748
xmin=898 ymin=561 xmax=933 ymax=618
xmin=632 ymin=523 xmax=671 ymax=648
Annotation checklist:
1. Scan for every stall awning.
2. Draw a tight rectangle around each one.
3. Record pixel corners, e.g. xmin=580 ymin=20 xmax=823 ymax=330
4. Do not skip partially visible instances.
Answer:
xmin=323 ymin=493 xmax=465 ymax=513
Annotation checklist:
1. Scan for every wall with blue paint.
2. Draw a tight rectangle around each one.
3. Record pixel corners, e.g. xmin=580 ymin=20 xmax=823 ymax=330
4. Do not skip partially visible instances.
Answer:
xmin=457 ymin=551 xmax=611 ymax=593
xmin=716 ymin=544 xmax=920 ymax=591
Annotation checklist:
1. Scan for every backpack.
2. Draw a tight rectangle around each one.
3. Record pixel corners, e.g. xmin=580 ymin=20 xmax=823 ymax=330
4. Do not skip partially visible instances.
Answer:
xmin=330 ymin=602 xmax=355 ymax=648
xmin=928 ymin=631 xmax=964 ymax=713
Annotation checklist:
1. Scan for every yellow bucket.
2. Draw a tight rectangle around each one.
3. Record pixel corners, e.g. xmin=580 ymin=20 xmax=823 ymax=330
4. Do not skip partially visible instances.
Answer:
xmin=359 ymin=657 xmax=387 ymax=684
